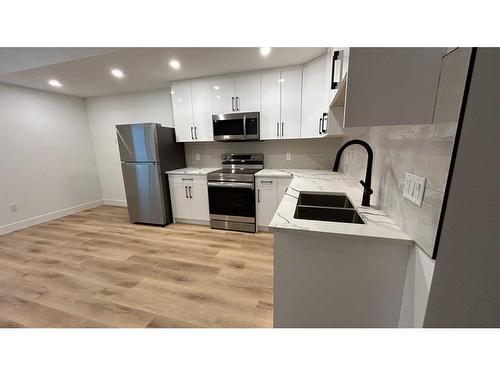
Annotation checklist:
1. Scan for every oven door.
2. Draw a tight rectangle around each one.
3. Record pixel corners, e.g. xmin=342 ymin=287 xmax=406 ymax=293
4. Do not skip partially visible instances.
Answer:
xmin=207 ymin=181 xmax=256 ymax=222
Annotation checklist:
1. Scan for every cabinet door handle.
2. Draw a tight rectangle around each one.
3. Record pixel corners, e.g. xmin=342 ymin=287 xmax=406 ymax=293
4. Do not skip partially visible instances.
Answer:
xmin=321 ymin=113 xmax=328 ymax=133
xmin=319 ymin=118 xmax=322 ymax=134
xmin=185 ymin=186 xmax=188 ymax=199
xmin=232 ymin=97 xmax=235 ymax=111
xmin=236 ymin=97 xmax=240 ymax=111
xmin=281 ymin=122 xmax=284 ymax=137
xmin=277 ymin=122 xmax=279 ymax=137
xmin=257 ymin=189 xmax=260 ymax=203
xmin=189 ymin=186 xmax=192 ymax=198
xmin=191 ymin=126 xmax=194 ymax=139
xmin=261 ymin=180 xmax=273 ymax=184
xmin=331 ymin=50 xmax=340 ymax=89
xmin=194 ymin=126 xmax=198 ymax=139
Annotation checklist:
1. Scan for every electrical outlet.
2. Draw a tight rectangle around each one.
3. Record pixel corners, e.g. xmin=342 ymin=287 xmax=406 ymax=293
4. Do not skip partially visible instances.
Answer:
xmin=403 ymin=172 xmax=426 ymax=207
xmin=195 ymin=153 xmax=200 ymax=161
xmin=286 ymin=152 xmax=292 ymax=161
xmin=8 ymin=203 xmax=18 ymax=213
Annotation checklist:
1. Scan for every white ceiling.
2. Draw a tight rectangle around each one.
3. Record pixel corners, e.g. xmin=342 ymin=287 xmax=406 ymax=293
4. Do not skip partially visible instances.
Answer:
xmin=0 ymin=47 xmax=326 ymax=97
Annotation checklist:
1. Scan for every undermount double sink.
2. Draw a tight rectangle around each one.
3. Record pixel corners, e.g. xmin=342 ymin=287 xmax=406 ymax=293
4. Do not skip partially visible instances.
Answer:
xmin=293 ymin=192 xmax=365 ymax=224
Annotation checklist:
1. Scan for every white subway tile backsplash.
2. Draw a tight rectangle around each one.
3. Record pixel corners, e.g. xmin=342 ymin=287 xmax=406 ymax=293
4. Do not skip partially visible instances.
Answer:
xmin=341 ymin=122 xmax=458 ymax=257
xmin=184 ymin=138 xmax=344 ymax=170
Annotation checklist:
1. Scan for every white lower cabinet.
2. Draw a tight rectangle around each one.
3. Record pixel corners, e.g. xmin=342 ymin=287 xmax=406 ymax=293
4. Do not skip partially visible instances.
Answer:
xmin=169 ymin=175 xmax=209 ymax=222
xmin=256 ymin=176 xmax=293 ymax=229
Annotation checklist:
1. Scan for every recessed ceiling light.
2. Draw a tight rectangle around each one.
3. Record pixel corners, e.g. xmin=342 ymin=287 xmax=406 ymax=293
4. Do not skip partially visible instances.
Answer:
xmin=260 ymin=47 xmax=272 ymax=57
xmin=216 ymin=95 xmax=221 ymax=99
xmin=213 ymin=86 xmax=220 ymax=90
xmin=169 ymin=60 xmax=181 ymax=70
xmin=278 ymin=78 xmax=285 ymax=83
xmin=49 ymin=79 xmax=62 ymax=88
xmin=111 ymin=68 xmax=124 ymax=78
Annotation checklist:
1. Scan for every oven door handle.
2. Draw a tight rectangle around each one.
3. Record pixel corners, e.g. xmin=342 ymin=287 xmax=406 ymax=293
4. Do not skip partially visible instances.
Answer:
xmin=208 ymin=182 xmax=254 ymax=189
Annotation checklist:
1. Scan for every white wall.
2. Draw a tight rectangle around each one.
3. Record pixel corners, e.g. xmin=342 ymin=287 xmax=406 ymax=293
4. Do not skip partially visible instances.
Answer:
xmin=0 ymin=83 xmax=102 ymax=234
xmin=85 ymin=88 xmax=174 ymax=205
xmin=398 ymin=245 xmax=435 ymax=327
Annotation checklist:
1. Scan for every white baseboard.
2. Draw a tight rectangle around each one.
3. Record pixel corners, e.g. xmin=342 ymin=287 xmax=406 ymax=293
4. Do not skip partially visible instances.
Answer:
xmin=102 ymin=199 xmax=127 ymax=207
xmin=174 ymin=218 xmax=210 ymax=226
xmin=0 ymin=199 xmax=103 ymax=236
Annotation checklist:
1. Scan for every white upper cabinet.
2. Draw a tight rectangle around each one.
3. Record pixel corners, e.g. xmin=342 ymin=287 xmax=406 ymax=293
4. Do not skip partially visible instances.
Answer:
xmin=331 ymin=48 xmax=447 ymax=128
xmin=171 ymin=82 xmax=194 ymax=142
xmin=191 ymin=79 xmax=213 ymax=141
xmin=234 ymin=74 xmax=261 ymax=112
xmin=280 ymin=68 xmax=302 ymax=139
xmin=260 ymin=71 xmax=281 ymax=140
xmin=211 ymin=75 xmax=261 ymax=114
xmin=260 ymin=68 xmax=302 ymax=140
xmin=171 ymin=80 xmax=214 ymax=142
xmin=301 ymin=54 xmax=329 ymax=138
xmin=210 ymin=77 xmax=234 ymax=114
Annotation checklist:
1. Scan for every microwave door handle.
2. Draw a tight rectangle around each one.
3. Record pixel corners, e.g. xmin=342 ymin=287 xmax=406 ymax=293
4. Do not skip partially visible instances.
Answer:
xmin=277 ymin=122 xmax=279 ymax=137
xmin=243 ymin=115 xmax=247 ymax=136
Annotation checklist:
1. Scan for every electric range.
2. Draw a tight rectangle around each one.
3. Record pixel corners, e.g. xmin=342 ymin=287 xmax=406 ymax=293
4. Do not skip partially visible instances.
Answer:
xmin=207 ymin=153 xmax=264 ymax=233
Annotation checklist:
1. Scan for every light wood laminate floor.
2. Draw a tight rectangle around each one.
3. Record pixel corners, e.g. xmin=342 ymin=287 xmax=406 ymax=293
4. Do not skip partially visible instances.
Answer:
xmin=0 ymin=206 xmax=273 ymax=327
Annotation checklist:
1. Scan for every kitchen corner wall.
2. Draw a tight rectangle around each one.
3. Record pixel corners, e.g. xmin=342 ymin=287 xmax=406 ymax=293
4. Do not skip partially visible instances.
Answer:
xmin=185 ymin=138 xmax=343 ymax=169
xmin=0 ymin=83 xmax=102 ymax=234
xmin=85 ymin=88 xmax=174 ymax=205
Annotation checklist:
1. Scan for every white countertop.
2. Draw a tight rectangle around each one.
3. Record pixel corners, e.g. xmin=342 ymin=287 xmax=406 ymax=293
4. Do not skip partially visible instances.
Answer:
xmin=166 ymin=167 xmax=219 ymax=175
xmin=268 ymin=169 xmax=412 ymax=243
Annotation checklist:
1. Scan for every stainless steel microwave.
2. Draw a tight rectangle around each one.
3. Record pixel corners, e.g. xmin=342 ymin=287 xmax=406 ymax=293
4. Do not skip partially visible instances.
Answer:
xmin=212 ymin=112 xmax=260 ymax=141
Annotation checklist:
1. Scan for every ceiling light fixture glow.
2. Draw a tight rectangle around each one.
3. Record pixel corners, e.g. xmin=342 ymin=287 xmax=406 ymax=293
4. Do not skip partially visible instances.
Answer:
xmin=169 ymin=60 xmax=181 ymax=70
xmin=213 ymin=86 xmax=220 ymax=90
xmin=111 ymin=68 xmax=124 ymax=78
xmin=260 ymin=47 xmax=272 ymax=57
xmin=48 ymin=79 xmax=62 ymax=88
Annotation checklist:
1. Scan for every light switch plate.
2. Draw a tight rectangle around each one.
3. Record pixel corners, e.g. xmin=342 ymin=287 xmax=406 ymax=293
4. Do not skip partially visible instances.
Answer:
xmin=403 ymin=172 xmax=426 ymax=207
xmin=195 ymin=153 xmax=200 ymax=161
xmin=286 ymin=153 xmax=292 ymax=161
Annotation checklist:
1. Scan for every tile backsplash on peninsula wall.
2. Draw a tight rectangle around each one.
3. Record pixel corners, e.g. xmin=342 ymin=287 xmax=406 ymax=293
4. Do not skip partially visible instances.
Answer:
xmin=340 ymin=47 xmax=470 ymax=258
xmin=340 ymin=124 xmax=455 ymax=256
xmin=185 ymin=138 xmax=343 ymax=169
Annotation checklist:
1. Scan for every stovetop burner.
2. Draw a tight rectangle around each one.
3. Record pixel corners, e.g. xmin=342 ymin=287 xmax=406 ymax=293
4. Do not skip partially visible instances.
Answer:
xmin=207 ymin=153 xmax=264 ymax=183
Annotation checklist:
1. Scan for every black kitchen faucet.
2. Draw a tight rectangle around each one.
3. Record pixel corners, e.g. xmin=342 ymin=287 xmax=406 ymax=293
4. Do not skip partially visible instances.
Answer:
xmin=332 ymin=140 xmax=374 ymax=207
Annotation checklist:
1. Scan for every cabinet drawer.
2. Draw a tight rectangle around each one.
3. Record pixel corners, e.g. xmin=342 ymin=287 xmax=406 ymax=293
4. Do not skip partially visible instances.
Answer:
xmin=256 ymin=177 xmax=277 ymax=187
xmin=171 ymin=175 xmax=207 ymax=185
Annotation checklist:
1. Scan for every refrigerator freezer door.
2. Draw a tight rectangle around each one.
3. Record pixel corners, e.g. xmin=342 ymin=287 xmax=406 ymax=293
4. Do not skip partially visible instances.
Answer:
xmin=121 ymin=162 xmax=166 ymax=224
xmin=117 ymin=123 xmax=159 ymax=162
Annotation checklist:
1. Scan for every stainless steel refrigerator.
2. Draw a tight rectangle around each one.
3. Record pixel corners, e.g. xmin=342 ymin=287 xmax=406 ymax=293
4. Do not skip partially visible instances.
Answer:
xmin=116 ymin=123 xmax=185 ymax=225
